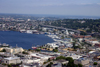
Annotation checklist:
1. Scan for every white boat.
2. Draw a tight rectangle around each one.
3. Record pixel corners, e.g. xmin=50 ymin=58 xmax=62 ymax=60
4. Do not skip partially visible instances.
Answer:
xmin=26 ymin=30 xmax=33 ymax=34
xmin=32 ymin=46 xmax=37 ymax=49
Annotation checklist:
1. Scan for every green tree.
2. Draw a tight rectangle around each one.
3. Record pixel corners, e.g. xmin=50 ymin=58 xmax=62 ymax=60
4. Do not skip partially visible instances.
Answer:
xmin=2 ymin=49 xmax=6 ymax=52
xmin=48 ymin=58 xmax=51 ymax=61
xmin=46 ymin=62 xmax=53 ymax=67
xmin=66 ymin=57 xmax=75 ymax=67
xmin=36 ymin=49 xmax=40 ymax=52
xmin=80 ymin=31 xmax=87 ymax=35
xmin=56 ymin=56 xmax=66 ymax=60
xmin=72 ymin=42 xmax=76 ymax=49
xmin=8 ymin=64 xmax=12 ymax=67
xmin=22 ymin=51 xmax=28 ymax=54
xmin=53 ymin=49 xmax=58 ymax=52
xmin=78 ymin=64 xmax=83 ymax=67
xmin=55 ymin=47 xmax=58 ymax=49
xmin=28 ymin=49 xmax=31 ymax=51
xmin=93 ymin=62 xmax=97 ymax=65
xmin=43 ymin=62 xmax=47 ymax=64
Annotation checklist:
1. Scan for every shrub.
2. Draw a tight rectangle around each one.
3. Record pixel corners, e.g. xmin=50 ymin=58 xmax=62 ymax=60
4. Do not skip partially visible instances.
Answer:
xmin=8 ymin=64 xmax=12 ymax=67
xmin=2 ymin=63 xmax=7 ymax=65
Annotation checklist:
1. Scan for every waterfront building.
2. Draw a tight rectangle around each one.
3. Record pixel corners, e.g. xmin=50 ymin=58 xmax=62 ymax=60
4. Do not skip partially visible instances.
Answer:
xmin=47 ymin=42 xmax=59 ymax=49
xmin=3 ymin=47 xmax=24 ymax=54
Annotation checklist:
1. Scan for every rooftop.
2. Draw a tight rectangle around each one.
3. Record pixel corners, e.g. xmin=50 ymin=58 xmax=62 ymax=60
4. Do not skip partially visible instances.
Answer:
xmin=4 ymin=56 xmax=20 ymax=60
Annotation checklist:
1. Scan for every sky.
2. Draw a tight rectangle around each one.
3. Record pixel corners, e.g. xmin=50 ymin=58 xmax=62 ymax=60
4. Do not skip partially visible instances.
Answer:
xmin=0 ymin=0 xmax=100 ymax=16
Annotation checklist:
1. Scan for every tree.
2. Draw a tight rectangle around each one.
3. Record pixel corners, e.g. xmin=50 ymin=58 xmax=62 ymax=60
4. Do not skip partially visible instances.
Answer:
xmin=36 ymin=49 xmax=40 ymax=52
xmin=66 ymin=57 xmax=73 ymax=61
xmin=46 ymin=62 xmax=53 ymax=67
xmin=61 ymin=36 xmax=64 ymax=39
xmin=86 ymin=29 xmax=92 ymax=33
xmin=50 ymin=62 xmax=53 ymax=65
xmin=55 ymin=47 xmax=58 ymax=49
xmin=78 ymin=64 xmax=83 ymax=67
xmin=72 ymin=42 xmax=76 ymax=49
xmin=2 ymin=49 xmax=6 ymax=52
xmin=48 ymin=58 xmax=51 ymax=61
xmin=22 ymin=51 xmax=28 ymax=54
xmin=43 ymin=62 xmax=47 ymax=64
xmin=56 ymin=56 xmax=66 ymax=60
xmin=53 ymin=49 xmax=58 ymax=52
xmin=80 ymin=31 xmax=87 ymax=35
xmin=28 ymin=49 xmax=31 ymax=51
xmin=8 ymin=64 xmax=12 ymax=67
xmin=66 ymin=57 xmax=75 ymax=67
xmin=93 ymin=62 xmax=97 ymax=65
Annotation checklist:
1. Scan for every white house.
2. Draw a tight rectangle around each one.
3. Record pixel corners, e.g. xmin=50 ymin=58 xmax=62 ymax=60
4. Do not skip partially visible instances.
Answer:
xmin=3 ymin=56 xmax=21 ymax=64
xmin=47 ymin=42 xmax=59 ymax=48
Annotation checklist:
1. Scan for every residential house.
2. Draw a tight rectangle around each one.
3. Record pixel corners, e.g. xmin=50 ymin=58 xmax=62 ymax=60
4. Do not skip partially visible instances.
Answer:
xmin=3 ymin=56 xmax=21 ymax=64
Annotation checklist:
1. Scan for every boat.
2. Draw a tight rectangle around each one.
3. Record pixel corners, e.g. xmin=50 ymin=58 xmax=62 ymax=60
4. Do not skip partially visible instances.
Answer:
xmin=32 ymin=47 xmax=37 ymax=49
xmin=32 ymin=44 xmax=37 ymax=49
xmin=26 ymin=30 xmax=33 ymax=34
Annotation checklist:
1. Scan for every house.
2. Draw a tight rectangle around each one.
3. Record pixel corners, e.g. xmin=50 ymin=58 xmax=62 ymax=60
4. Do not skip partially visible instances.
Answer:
xmin=69 ymin=32 xmax=74 ymax=35
xmin=85 ymin=39 xmax=99 ymax=46
xmin=19 ymin=63 xmax=40 ymax=67
xmin=74 ymin=58 xmax=89 ymax=65
xmin=66 ymin=53 xmax=82 ymax=60
xmin=3 ymin=47 xmax=24 ymax=54
xmin=0 ymin=52 xmax=11 ymax=57
xmin=30 ymin=53 xmax=55 ymax=62
xmin=78 ymin=38 xmax=84 ymax=42
xmin=47 ymin=42 xmax=59 ymax=49
xmin=56 ymin=59 xmax=69 ymax=64
xmin=3 ymin=56 xmax=21 ymax=64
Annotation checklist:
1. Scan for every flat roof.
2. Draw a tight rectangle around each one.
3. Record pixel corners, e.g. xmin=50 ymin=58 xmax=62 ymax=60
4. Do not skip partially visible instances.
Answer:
xmin=31 ymin=53 xmax=53 ymax=59
xmin=4 ymin=56 xmax=20 ymax=60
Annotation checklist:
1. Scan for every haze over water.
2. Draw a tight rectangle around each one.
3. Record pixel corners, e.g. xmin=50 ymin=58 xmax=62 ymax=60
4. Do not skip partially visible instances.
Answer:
xmin=0 ymin=31 xmax=54 ymax=49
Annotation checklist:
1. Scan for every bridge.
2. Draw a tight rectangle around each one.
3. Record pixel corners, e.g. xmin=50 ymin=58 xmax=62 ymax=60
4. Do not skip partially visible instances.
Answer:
xmin=40 ymin=25 xmax=80 ymax=33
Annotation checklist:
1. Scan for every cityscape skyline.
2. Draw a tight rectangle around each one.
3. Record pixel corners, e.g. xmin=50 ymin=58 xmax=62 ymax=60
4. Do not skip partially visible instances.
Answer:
xmin=0 ymin=0 xmax=100 ymax=16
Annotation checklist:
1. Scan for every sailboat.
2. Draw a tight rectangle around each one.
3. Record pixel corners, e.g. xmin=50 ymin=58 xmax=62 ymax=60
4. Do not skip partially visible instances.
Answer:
xmin=32 ymin=44 xmax=37 ymax=49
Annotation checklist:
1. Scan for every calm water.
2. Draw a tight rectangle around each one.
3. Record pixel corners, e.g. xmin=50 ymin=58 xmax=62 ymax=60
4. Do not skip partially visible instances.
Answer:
xmin=0 ymin=31 xmax=54 ymax=49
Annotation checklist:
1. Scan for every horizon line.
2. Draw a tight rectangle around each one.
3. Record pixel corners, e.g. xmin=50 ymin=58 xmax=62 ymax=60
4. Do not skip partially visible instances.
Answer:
xmin=0 ymin=13 xmax=100 ymax=17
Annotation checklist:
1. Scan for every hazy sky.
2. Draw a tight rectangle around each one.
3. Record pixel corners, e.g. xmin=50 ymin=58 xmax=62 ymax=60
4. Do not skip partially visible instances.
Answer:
xmin=0 ymin=0 xmax=100 ymax=16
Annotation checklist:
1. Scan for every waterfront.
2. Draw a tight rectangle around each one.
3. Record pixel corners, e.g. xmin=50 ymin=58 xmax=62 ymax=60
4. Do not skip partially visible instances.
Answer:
xmin=0 ymin=31 xmax=55 ymax=49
